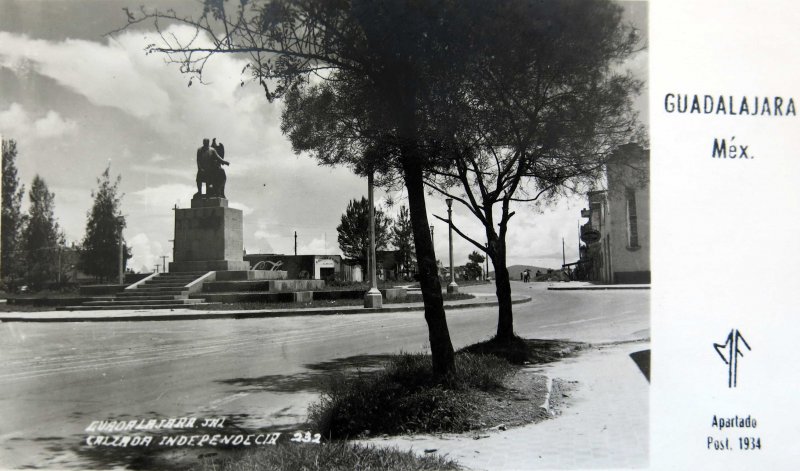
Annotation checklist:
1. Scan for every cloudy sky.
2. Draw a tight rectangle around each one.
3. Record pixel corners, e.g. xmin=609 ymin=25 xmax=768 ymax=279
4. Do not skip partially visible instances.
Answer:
xmin=0 ymin=0 xmax=648 ymax=273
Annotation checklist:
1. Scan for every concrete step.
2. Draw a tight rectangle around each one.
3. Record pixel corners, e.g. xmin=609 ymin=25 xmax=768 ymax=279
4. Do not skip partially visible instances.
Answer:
xmin=141 ymin=281 xmax=192 ymax=287
xmin=159 ymin=271 xmax=208 ymax=276
xmin=203 ymin=280 xmax=273 ymax=292
xmin=114 ymin=293 xmax=184 ymax=300
xmin=145 ymin=278 xmax=198 ymax=284
xmin=191 ymin=292 xmax=292 ymax=303
xmin=126 ymin=287 xmax=188 ymax=294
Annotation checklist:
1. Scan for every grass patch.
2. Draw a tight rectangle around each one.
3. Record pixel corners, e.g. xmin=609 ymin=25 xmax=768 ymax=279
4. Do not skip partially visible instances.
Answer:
xmin=401 ymin=292 xmax=474 ymax=303
xmin=459 ymin=336 xmax=586 ymax=365
xmin=0 ymin=302 xmax=59 ymax=312
xmin=321 ymin=280 xmax=414 ymax=290
xmin=200 ymin=442 xmax=459 ymax=471
xmin=308 ymin=353 xmax=513 ymax=439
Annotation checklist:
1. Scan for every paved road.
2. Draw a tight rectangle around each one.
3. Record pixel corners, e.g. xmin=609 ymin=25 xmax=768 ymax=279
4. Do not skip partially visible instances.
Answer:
xmin=0 ymin=282 xmax=648 ymax=469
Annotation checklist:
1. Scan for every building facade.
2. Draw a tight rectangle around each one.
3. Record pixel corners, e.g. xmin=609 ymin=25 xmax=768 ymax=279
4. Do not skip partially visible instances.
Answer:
xmin=579 ymin=144 xmax=650 ymax=284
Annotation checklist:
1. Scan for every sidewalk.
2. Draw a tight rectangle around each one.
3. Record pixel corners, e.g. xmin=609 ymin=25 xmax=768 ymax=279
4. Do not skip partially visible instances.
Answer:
xmin=0 ymin=292 xmax=531 ymax=322
xmin=360 ymin=341 xmax=650 ymax=470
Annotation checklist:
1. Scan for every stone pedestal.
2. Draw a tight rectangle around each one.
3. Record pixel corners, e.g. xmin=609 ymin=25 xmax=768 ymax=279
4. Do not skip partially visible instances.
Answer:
xmin=363 ymin=288 xmax=383 ymax=308
xmin=169 ymin=197 xmax=249 ymax=272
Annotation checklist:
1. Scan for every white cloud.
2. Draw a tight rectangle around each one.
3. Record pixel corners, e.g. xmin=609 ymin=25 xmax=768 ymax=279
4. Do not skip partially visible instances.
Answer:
xmin=130 ymin=164 xmax=191 ymax=181
xmin=0 ymin=103 xmax=28 ymax=135
xmin=33 ymin=110 xmax=78 ymax=138
xmin=0 ymin=32 xmax=171 ymax=120
xmin=298 ymin=237 xmax=330 ymax=255
xmin=131 ymin=183 xmax=196 ymax=210
xmin=149 ymin=153 xmax=169 ymax=163
xmin=0 ymin=103 xmax=77 ymax=139
xmin=254 ymin=231 xmax=271 ymax=240
xmin=127 ymin=232 xmax=164 ymax=274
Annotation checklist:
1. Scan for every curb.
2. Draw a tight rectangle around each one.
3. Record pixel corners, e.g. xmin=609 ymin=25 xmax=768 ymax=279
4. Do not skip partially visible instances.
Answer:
xmin=539 ymin=375 xmax=554 ymax=416
xmin=547 ymin=285 xmax=650 ymax=291
xmin=0 ymin=296 xmax=532 ymax=323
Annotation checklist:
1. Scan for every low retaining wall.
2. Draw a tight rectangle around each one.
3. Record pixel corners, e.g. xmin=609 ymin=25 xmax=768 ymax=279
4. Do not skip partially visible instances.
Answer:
xmin=194 ymin=287 xmax=408 ymax=304
xmin=312 ymin=290 xmax=364 ymax=301
xmin=195 ymin=292 xmax=296 ymax=303
xmin=214 ymin=270 xmax=288 ymax=281
xmin=79 ymin=284 xmax=127 ymax=296
xmin=7 ymin=296 xmax=110 ymax=307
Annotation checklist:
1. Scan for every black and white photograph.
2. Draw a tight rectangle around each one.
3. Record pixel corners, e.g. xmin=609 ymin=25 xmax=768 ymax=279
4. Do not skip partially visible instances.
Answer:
xmin=0 ymin=0 xmax=797 ymax=470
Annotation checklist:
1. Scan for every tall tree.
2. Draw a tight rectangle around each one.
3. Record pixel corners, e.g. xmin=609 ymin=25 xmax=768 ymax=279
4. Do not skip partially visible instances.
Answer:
xmin=463 ymin=251 xmax=485 ymax=281
xmin=426 ymin=0 xmax=644 ymax=341
xmin=337 ymin=197 xmax=391 ymax=273
xmin=121 ymin=0 xmax=475 ymax=374
xmin=22 ymin=176 xmax=65 ymax=289
xmin=1 ymin=139 xmax=26 ymax=285
xmin=392 ymin=205 xmax=415 ymax=280
xmin=79 ymin=166 xmax=131 ymax=282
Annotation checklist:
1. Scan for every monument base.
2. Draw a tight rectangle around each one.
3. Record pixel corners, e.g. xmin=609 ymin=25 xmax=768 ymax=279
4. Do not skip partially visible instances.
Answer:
xmin=172 ymin=196 xmax=247 ymax=273
xmin=169 ymin=260 xmax=250 ymax=272
xmin=364 ymin=288 xmax=383 ymax=308
xmin=191 ymin=196 xmax=228 ymax=208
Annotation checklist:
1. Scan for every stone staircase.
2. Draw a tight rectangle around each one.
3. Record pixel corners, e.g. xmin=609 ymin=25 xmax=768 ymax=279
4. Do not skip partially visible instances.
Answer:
xmin=61 ymin=272 xmax=212 ymax=311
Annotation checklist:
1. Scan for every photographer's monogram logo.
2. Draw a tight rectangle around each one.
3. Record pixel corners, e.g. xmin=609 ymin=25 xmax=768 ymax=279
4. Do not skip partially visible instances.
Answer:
xmin=714 ymin=329 xmax=750 ymax=388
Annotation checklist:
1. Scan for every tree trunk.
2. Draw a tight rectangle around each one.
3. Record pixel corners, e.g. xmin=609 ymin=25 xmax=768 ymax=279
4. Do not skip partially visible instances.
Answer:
xmin=401 ymin=152 xmax=455 ymax=376
xmin=491 ymin=237 xmax=515 ymax=341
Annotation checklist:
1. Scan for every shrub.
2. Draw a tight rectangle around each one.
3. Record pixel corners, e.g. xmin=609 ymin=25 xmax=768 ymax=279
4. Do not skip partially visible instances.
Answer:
xmin=460 ymin=336 xmax=586 ymax=365
xmin=309 ymin=353 xmax=513 ymax=439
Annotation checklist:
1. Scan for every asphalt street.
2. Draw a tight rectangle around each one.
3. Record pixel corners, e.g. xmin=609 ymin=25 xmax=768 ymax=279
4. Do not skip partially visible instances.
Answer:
xmin=0 ymin=281 xmax=649 ymax=469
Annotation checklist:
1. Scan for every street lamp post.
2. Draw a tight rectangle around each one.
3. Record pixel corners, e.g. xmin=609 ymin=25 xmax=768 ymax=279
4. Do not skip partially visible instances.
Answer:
xmin=485 ymin=242 xmax=489 ymax=281
xmin=117 ymin=216 xmax=125 ymax=285
xmin=446 ymin=198 xmax=458 ymax=294
xmin=364 ymin=170 xmax=383 ymax=308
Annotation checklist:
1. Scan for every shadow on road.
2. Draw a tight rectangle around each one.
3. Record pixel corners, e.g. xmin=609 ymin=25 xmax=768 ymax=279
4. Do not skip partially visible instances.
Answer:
xmin=216 ymin=354 xmax=396 ymax=393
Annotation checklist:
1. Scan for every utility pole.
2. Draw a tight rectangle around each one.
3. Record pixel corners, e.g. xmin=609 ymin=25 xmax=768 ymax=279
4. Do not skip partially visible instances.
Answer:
xmin=485 ymin=243 xmax=489 ymax=280
xmin=364 ymin=170 xmax=382 ymax=308
xmin=446 ymin=198 xmax=458 ymax=293
xmin=118 ymin=235 xmax=124 ymax=284
xmin=117 ymin=215 xmax=126 ymax=285
xmin=562 ymin=237 xmax=566 ymax=267
xmin=294 ymin=231 xmax=297 ymax=256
